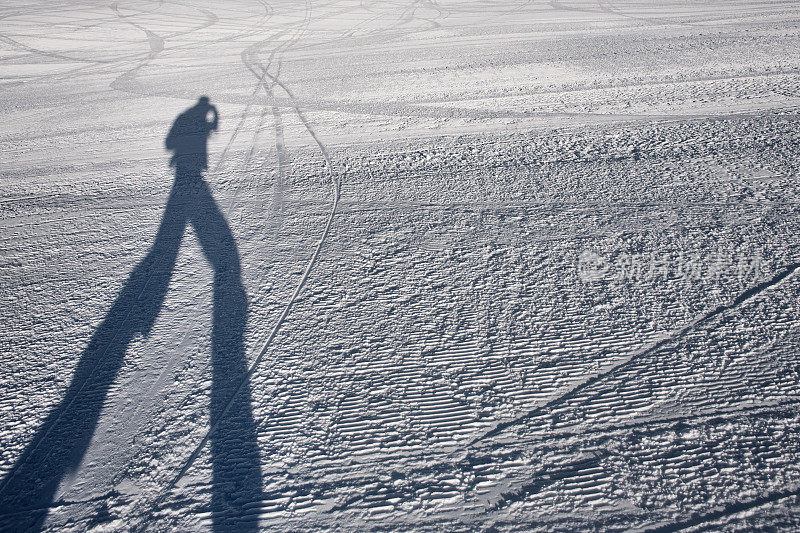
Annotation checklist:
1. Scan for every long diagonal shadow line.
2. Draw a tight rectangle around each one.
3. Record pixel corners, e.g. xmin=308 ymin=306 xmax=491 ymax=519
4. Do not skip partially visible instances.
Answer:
xmin=0 ymin=306 xmax=136 ymax=498
xmin=0 ymin=1 xmax=184 ymax=492
xmin=0 ymin=201 xmax=185 ymax=530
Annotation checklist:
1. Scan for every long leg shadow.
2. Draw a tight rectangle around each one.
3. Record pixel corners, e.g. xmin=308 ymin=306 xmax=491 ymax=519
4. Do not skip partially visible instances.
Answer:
xmin=0 ymin=98 xmax=263 ymax=532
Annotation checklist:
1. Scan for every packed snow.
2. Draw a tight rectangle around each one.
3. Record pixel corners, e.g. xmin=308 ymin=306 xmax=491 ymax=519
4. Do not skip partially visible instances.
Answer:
xmin=1 ymin=0 xmax=800 ymax=530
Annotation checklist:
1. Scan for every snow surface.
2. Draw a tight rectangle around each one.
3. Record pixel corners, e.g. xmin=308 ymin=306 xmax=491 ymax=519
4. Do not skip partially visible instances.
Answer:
xmin=1 ymin=0 xmax=800 ymax=530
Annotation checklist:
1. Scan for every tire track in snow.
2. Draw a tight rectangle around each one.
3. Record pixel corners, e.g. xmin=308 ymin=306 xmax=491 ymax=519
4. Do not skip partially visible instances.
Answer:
xmin=109 ymin=0 xmax=219 ymax=92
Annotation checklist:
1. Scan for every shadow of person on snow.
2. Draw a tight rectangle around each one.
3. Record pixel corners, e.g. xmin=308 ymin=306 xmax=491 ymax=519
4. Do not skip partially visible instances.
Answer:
xmin=0 ymin=96 xmax=263 ymax=532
